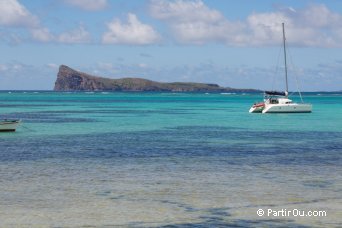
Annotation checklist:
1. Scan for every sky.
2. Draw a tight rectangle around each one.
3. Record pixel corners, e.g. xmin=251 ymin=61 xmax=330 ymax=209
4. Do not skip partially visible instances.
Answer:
xmin=1 ymin=0 xmax=342 ymax=91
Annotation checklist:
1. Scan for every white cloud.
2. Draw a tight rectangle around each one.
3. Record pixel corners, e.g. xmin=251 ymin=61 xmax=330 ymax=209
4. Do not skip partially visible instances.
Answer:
xmin=138 ymin=63 xmax=148 ymax=68
xmin=29 ymin=25 xmax=92 ymax=44
xmin=57 ymin=25 xmax=91 ymax=44
xmin=30 ymin=27 xmax=54 ymax=42
xmin=0 ymin=62 xmax=26 ymax=73
xmin=0 ymin=32 xmax=22 ymax=45
xmin=149 ymin=0 xmax=236 ymax=44
xmin=102 ymin=13 xmax=160 ymax=45
xmin=0 ymin=0 xmax=39 ymax=27
xmin=149 ymin=0 xmax=342 ymax=47
xmin=150 ymin=0 xmax=222 ymax=23
xmin=97 ymin=62 xmax=116 ymax=74
xmin=245 ymin=4 xmax=342 ymax=47
xmin=0 ymin=0 xmax=92 ymax=44
xmin=64 ymin=0 xmax=108 ymax=11
xmin=46 ymin=63 xmax=59 ymax=69
xmin=0 ymin=64 xmax=9 ymax=72
xmin=0 ymin=0 xmax=53 ymax=42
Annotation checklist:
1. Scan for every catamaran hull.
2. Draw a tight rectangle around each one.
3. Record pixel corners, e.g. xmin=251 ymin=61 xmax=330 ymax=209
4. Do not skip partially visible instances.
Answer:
xmin=249 ymin=106 xmax=264 ymax=113
xmin=249 ymin=102 xmax=265 ymax=113
xmin=262 ymin=104 xmax=312 ymax=113
xmin=0 ymin=120 xmax=20 ymax=132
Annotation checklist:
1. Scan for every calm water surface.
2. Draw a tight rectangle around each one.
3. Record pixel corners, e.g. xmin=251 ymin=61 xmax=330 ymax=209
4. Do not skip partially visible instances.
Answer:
xmin=0 ymin=92 xmax=341 ymax=227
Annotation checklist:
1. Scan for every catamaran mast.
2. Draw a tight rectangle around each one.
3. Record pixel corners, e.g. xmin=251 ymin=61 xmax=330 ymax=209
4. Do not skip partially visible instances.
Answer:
xmin=282 ymin=23 xmax=288 ymax=96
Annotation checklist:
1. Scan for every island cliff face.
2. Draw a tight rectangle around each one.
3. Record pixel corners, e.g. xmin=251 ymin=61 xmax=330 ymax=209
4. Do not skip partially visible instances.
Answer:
xmin=54 ymin=65 xmax=257 ymax=92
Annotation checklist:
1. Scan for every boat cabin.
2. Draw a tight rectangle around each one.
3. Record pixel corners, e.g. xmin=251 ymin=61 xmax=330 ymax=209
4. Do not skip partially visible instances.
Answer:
xmin=266 ymin=97 xmax=293 ymax=105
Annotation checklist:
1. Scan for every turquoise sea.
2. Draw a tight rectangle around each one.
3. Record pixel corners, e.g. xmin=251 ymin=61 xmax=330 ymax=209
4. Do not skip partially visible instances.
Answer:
xmin=0 ymin=91 xmax=341 ymax=227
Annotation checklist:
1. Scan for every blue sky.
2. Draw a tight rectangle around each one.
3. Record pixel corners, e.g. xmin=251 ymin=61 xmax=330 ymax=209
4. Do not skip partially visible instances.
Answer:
xmin=1 ymin=0 xmax=342 ymax=91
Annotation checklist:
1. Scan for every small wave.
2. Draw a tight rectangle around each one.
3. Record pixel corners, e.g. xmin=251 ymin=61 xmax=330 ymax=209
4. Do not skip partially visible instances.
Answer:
xmin=220 ymin=92 xmax=236 ymax=95
xmin=316 ymin=93 xmax=341 ymax=96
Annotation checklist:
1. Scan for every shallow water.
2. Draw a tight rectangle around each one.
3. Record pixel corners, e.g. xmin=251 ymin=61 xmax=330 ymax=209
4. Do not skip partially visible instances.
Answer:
xmin=0 ymin=92 xmax=341 ymax=227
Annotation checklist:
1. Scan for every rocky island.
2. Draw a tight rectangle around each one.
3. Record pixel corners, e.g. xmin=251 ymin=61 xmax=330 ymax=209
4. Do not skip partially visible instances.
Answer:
xmin=54 ymin=65 xmax=258 ymax=92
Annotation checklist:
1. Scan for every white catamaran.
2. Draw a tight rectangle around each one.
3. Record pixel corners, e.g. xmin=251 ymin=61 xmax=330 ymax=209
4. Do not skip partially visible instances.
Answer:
xmin=249 ymin=23 xmax=312 ymax=114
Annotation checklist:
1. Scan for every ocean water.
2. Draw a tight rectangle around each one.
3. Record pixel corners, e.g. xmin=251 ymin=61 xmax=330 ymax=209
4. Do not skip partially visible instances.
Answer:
xmin=0 ymin=91 xmax=341 ymax=227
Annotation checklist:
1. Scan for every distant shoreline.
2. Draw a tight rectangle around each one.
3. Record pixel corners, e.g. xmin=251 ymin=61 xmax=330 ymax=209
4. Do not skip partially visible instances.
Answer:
xmin=0 ymin=90 xmax=341 ymax=93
